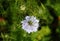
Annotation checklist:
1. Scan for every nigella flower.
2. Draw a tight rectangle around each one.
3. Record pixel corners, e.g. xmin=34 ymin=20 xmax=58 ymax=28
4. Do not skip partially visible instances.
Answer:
xmin=21 ymin=16 xmax=39 ymax=33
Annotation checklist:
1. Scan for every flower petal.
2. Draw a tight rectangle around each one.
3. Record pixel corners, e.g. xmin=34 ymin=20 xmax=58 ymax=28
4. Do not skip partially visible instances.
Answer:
xmin=25 ymin=16 xmax=30 ymax=21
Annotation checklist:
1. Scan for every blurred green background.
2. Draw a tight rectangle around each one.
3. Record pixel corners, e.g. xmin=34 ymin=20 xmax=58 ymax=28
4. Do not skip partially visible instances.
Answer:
xmin=0 ymin=0 xmax=60 ymax=41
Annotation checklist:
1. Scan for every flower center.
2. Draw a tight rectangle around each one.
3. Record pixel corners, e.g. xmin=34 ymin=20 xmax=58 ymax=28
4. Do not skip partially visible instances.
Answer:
xmin=28 ymin=21 xmax=32 ymax=25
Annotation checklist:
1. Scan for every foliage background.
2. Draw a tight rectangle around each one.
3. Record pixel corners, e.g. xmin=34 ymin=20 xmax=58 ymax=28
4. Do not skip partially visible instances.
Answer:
xmin=0 ymin=0 xmax=60 ymax=41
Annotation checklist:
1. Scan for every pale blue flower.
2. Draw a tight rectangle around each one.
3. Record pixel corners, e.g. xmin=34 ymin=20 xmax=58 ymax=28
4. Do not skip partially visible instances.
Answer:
xmin=21 ymin=16 xmax=39 ymax=33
